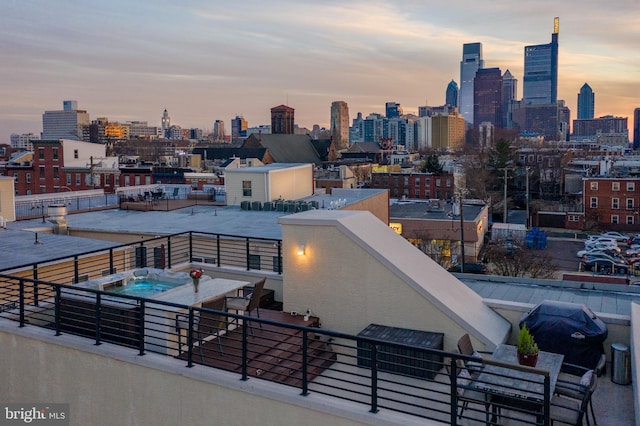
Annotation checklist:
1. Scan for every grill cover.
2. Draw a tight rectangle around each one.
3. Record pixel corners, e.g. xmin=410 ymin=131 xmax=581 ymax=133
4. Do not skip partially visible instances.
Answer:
xmin=519 ymin=301 xmax=608 ymax=374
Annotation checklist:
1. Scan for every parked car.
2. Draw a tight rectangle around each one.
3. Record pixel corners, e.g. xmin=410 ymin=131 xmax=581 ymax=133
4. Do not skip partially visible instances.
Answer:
xmin=585 ymin=236 xmax=618 ymax=245
xmin=577 ymin=248 xmax=622 ymax=258
xmin=599 ymin=231 xmax=629 ymax=242
xmin=584 ymin=241 xmax=620 ymax=253
xmin=582 ymin=253 xmax=627 ymax=264
xmin=628 ymin=236 xmax=640 ymax=246
xmin=581 ymin=258 xmax=629 ymax=275
xmin=447 ymin=262 xmax=487 ymax=274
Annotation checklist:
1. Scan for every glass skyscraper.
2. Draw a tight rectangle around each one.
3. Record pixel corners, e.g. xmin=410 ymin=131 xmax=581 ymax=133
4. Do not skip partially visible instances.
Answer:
xmin=445 ymin=80 xmax=459 ymax=109
xmin=523 ymin=18 xmax=559 ymax=105
xmin=502 ymin=70 xmax=517 ymax=128
xmin=473 ymin=68 xmax=503 ymax=129
xmin=459 ymin=43 xmax=484 ymax=126
xmin=577 ymin=83 xmax=595 ymax=120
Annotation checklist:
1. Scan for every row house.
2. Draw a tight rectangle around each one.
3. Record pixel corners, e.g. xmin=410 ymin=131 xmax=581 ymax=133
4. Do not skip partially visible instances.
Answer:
xmin=582 ymin=176 xmax=640 ymax=232
xmin=370 ymin=172 xmax=454 ymax=200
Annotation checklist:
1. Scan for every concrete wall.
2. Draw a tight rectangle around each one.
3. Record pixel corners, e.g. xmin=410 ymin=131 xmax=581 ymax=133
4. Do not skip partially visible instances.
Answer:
xmin=268 ymin=164 xmax=314 ymax=201
xmin=333 ymin=188 xmax=389 ymax=224
xmin=225 ymin=164 xmax=313 ymax=206
xmin=279 ymin=210 xmax=511 ymax=352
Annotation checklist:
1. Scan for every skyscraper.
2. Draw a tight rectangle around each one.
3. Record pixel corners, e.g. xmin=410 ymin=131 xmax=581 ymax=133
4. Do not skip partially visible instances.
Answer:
xmin=577 ymin=83 xmax=595 ymax=120
xmin=161 ymin=109 xmax=171 ymax=138
xmin=212 ymin=120 xmax=226 ymax=142
xmin=634 ymin=108 xmax=640 ymax=150
xmin=385 ymin=102 xmax=402 ymax=119
xmin=502 ymin=70 xmax=517 ymax=128
xmin=270 ymin=105 xmax=295 ymax=134
xmin=473 ymin=68 xmax=503 ymax=130
xmin=446 ymin=80 xmax=459 ymax=109
xmin=42 ymin=100 xmax=90 ymax=141
xmin=330 ymin=101 xmax=350 ymax=150
xmin=231 ymin=115 xmax=248 ymax=142
xmin=523 ymin=18 xmax=559 ymax=105
xmin=459 ymin=42 xmax=484 ymax=125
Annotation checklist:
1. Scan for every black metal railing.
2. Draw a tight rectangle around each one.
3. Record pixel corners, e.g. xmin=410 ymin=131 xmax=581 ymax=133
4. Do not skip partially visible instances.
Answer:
xmin=15 ymin=193 xmax=119 ymax=220
xmin=0 ymin=273 xmax=568 ymax=425
xmin=0 ymin=231 xmax=283 ymax=280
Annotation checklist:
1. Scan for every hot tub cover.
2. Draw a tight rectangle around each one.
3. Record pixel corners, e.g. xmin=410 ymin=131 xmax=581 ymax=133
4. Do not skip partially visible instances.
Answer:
xmin=519 ymin=301 xmax=608 ymax=374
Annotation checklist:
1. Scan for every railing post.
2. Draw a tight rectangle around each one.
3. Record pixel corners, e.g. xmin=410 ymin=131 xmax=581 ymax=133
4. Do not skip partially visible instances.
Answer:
xmin=189 ymin=232 xmax=193 ymax=263
xmin=186 ymin=308 xmax=194 ymax=368
xmin=54 ymin=286 xmax=62 ymax=336
xmin=301 ymin=330 xmax=309 ymax=396
xmin=109 ymin=248 xmax=114 ymax=274
xmin=241 ymin=320 xmax=248 ymax=380
xmin=216 ymin=235 xmax=221 ymax=268
xmin=32 ymin=265 xmax=39 ymax=307
xmin=73 ymin=256 xmax=79 ymax=284
xmin=245 ymin=238 xmax=250 ymax=271
xmin=277 ymin=241 xmax=282 ymax=274
xmin=450 ymin=357 xmax=459 ymax=425
xmin=18 ymin=279 xmax=25 ymax=327
xmin=167 ymin=236 xmax=172 ymax=269
xmin=543 ymin=374 xmax=551 ymax=426
xmin=94 ymin=293 xmax=102 ymax=346
xmin=370 ymin=343 xmax=379 ymax=413
xmin=138 ymin=301 xmax=146 ymax=356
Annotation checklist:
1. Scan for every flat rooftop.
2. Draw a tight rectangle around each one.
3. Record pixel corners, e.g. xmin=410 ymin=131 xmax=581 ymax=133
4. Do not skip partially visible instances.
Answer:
xmin=389 ymin=200 xmax=485 ymax=222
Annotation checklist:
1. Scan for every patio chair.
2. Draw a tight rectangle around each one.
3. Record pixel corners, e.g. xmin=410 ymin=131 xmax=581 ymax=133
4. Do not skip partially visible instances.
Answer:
xmin=555 ymin=367 xmax=598 ymax=426
xmin=225 ymin=277 xmax=266 ymax=336
xmin=550 ymin=370 xmax=596 ymax=426
xmin=176 ymin=298 xmax=227 ymax=362
xmin=446 ymin=358 xmax=492 ymax=421
xmin=457 ymin=333 xmax=489 ymax=376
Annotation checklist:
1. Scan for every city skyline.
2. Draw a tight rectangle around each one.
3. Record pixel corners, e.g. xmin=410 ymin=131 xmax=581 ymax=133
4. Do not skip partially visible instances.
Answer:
xmin=2 ymin=1 xmax=639 ymax=143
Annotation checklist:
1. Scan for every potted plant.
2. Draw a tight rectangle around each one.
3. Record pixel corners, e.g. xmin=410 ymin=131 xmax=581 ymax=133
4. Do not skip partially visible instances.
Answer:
xmin=516 ymin=324 xmax=539 ymax=367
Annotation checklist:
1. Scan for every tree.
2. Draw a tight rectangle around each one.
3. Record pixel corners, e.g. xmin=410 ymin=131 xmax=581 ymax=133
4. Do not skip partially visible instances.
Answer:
xmin=420 ymin=154 xmax=443 ymax=173
xmin=483 ymin=243 xmax=558 ymax=279
xmin=487 ymin=138 xmax=515 ymax=172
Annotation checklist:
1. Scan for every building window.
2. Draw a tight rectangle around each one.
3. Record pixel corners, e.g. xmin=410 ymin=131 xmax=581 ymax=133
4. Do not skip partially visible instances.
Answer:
xmin=568 ymin=215 xmax=580 ymax=222
xmin=612 ymin=182 xmax=620 ymax=191
xmin=627 ymin=216 xmax=635 ymax=225
xmin=13 ymin=173 xmax=18 ymax=183
xmin=590 ymin=197 xmax=598 ymax=208
xmin=242 ymin=180 xmax=252 ymax=197
xmin=74 ymin=149 xmax=79 ymax=159
xmin=53 ymin=166 xmax=59 ymax=179
xmin=39 ymin=166 xmax=45 ymax=179
xmin=627 ymin=199 xmax=634 ymax=210
xmin=590 ymin=182 xmax=598 ymax=191
xmin=425 ymin=179 xmax=430 ymax=187
xmin=40 ymin=186 xmax=46 ymax=193
xmin=612 ymin=198 xmax=619 ymax=209
xmin=446 ymin=178 xmax=451 ymax=187
xmin=76 ymin=174 xmax=81 ymax=186
xmin=415 ymin=177 xmax=420 ymax=186
xmin=403 ymin=189 xmax=409 ymax=197
xmin=124 ymin=175 xmax=130 ymax=186
xmin=134 ymin=176 xmax=140 ymax=185
xmin=435 ymin=178 xmax=441 ymax=187
xmin=404 ymin=176 xmax=409 ymax=185
xmin=67 ymin=174 xmax=71 ymax=186
xmin=26 ymin=173 xmax=31 ymax=184
xmin=627 ymin=182 xmax=635 ymax=191
xmin=105 ymin=175 xmax=110 ymax=186
xmin=38 ymin=148 xmax=44 ymax=160
xmin=52 ymin=148 xmax=58 ymax=160
xmin=145 ymin=176 xmax=151 ymax=185
xmin=611 ymin=215 xmax=619 ymax=224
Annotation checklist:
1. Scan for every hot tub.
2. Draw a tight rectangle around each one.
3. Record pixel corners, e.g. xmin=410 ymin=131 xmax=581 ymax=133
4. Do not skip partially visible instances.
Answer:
xmin=95 ymin=268 xmax=192 ymax=298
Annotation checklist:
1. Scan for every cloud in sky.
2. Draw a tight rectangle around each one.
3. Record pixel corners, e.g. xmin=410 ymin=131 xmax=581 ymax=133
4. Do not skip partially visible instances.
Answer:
xmin=1 ymin=0 xmax=639 ymax=142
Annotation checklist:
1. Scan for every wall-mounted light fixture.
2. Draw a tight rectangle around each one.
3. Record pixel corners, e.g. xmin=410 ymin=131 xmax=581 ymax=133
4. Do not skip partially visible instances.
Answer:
xmin=297 ymin=244 xmax=306 ymax=256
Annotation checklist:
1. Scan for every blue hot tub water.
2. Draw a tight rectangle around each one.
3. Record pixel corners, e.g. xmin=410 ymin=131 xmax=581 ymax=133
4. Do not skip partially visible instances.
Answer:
xmin=105 ymin=279 xmax=185 ymax=297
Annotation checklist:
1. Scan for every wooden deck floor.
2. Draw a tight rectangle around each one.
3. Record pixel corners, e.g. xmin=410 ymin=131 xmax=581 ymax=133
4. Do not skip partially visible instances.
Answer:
xmin=177 ymin=309 xmax=336 ymax=387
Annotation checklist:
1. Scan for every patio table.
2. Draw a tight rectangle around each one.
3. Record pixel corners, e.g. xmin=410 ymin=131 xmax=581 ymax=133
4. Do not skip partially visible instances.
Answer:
xmin=473 ymin=344 xmax=564 ymax=422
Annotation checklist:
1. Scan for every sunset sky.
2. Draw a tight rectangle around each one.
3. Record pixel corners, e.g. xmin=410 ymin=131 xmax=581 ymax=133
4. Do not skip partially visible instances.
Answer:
xmin=2 ymin=0 xmax=639 ymax=143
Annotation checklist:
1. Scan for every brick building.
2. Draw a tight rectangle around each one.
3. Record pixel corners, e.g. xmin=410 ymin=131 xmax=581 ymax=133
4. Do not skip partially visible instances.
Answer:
xmin=370 ymin=172 xmax=454 ymax=200
xmin=582 ymin=176 xmax=640 ymax=232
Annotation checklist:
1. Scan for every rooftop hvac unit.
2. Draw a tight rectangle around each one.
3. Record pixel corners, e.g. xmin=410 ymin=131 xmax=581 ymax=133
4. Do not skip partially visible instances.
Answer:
xmin=240 ymin=201 xmax=250 ymax=210
xmin=251 ymin=201 xmax=262 ymax=211
xmin=263 ymin=201 xmax=274 ymax=211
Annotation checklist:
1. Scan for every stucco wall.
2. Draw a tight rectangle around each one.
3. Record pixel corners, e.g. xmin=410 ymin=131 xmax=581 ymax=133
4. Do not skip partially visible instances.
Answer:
xmin=269 ymin=164 xmax=314 ymax=201
xmin=0 ymin=326 xmax=440 ymax=426
xmin=0 ymin=176 xmax=16 ymax=222
xmin=279 ymin=210 xmax=511 ymax=352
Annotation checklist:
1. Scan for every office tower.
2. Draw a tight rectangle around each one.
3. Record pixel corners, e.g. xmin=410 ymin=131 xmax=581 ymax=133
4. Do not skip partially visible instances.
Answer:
xmin=431 ymin=113 xmax=466 ymax=150
xmin=473 ymin=68 xmax=503 ymax=129
xmin=231 ymin=115 xmax=248 ymax=142
xmin=42 ymin=100 xmax=90 ymax=141
xmin=270 ymin=105 xmax=295 ymax=134
xmin=161 ymin=109 xmax=171 ymax=138
xmin=446 ymin=80 xmax=459 ymax=109
xmin=634 ymin=108 xmax=640 ymax=150
xmin=577 ymin=83 xmax=595 ymax=120
xmin=459 ymin=42 xmax=484 ymax=125
xmin=523 ymin=18 xmax=559 ymax=105
xmin=349 ymin=112 xmax=364 ymax=144
xmin=213 ymin=120 xmax=226 ymax=142
xmin=10 ymin=133 xmax=39 ymax=151
xmin=330 ymin=101 xmax=350 ymax=150
xmin=502 ymin=70 xmax=517 ymax=128
xmin=385 ymin=102 xmax=402 ymax=119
